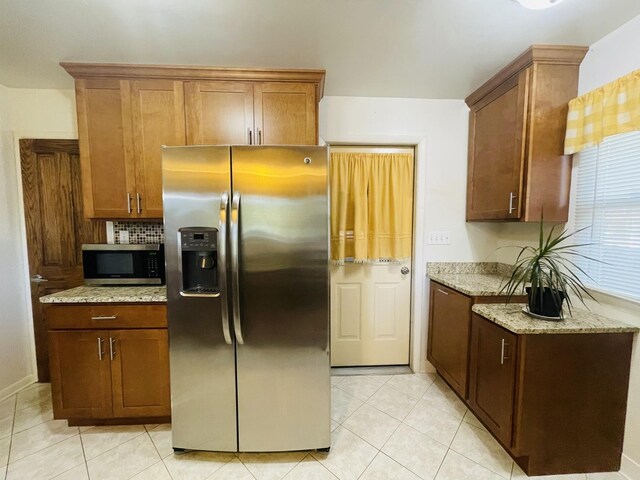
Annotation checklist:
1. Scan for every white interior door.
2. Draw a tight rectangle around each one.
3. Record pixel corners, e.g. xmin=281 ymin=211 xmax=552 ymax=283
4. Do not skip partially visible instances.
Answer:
xmin=331 ymin=261 xmax=411 ymax=366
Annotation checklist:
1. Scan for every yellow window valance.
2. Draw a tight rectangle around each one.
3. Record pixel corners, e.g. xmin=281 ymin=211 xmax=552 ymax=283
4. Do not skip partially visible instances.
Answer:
xmin=330 ymin=152 xmax=414 ymax=264
xmin=564 ymin=69 xmax=640 ymax=155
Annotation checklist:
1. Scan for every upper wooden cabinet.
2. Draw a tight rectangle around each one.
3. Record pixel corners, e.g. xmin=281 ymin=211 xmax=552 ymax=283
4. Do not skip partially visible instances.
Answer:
xmin=254 ymin=82 xmax=317 ymax=145
xmin=63 ymin=63 xmax=325 ymax=219
xmin=465 ymin=46 xmax=588 ymax=222
xmin=75 ymin=78 xmax=185 ymax=219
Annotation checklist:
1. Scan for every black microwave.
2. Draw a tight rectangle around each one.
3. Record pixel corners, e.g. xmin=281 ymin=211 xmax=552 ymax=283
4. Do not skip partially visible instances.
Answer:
xmin=82 ymin=244 xmax=165 ymax=285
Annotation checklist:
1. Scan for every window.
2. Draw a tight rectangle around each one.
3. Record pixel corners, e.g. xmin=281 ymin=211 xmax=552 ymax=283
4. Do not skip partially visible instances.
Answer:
xmin=573 ymin=131 xmax=640 ymax=301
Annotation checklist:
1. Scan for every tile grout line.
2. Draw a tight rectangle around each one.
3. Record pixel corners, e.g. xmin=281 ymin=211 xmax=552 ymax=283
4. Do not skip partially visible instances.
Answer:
xmin=78 ymin=432 xmax=91 ymax=480
xmin=448 ymin=421 xmax=513 ymax=479
xmin=432 ymin=418 xmax=466 ymax=480
xmin=3 ymin=395 xmax=17 ymax=479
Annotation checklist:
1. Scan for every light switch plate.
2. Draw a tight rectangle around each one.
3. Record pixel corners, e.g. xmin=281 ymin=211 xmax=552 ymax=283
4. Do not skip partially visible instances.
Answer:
xmin=428 ymin=231 xmax=450 ymax=245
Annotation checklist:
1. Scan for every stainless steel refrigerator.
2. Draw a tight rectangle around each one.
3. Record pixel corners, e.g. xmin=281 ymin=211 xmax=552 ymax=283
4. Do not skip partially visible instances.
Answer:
xmin=162 ymin=145 xmax=330 ymax=453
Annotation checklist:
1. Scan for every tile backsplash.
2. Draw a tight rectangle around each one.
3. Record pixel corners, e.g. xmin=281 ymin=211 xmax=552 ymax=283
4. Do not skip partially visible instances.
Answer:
xmin=112 ymin=221 xmax=164 ymax=244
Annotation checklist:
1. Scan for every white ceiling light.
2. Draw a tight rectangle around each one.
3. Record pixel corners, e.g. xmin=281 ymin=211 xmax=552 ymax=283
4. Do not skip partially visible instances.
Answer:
xmin=515 ymin=0 xmax=567 ymax=9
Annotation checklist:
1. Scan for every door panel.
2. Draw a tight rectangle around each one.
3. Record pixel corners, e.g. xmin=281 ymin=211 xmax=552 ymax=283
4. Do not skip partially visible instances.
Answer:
xmin=21 ymin=139 xmax=105 ymax=381
xmin=253 ymin=83 xmax=316 ymax=145
xmin=427 ymin=283 xmax=472 ymax=397
xmin=336 ymin=284 xmax=362 ymax=339
xmin=111 ymin=329 xmax=170 ymax=417
xmin=185 ymin=81 xmax=254 ymax=145
xmin=468 ymin=313 xmax=517 ymax=446
xmin=76 ymin=79 xmax=135 ymax=218
xmin=232 ymin=146 xmax=330 ymax=451
xmin=162 ymin=145 xmax=237 ymax=451
xmin=467 ymin=69 xmax=530 ymax=220
xmin=331 ymin=264 xmax=411 ymax=366
xmin=130 ymin=80 xmax=186 ymax=218
xmin=49 ymin=330 xmax=112 ymax=419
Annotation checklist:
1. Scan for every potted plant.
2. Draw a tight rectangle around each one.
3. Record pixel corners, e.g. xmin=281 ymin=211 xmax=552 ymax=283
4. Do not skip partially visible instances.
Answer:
xmin=500 ymin=219 xmax=598 ymax=319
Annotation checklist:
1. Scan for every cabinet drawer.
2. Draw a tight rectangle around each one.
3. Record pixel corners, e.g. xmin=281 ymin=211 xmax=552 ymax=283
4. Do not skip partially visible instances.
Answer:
xmin=47 ymin=304 xmax=167 ymax=329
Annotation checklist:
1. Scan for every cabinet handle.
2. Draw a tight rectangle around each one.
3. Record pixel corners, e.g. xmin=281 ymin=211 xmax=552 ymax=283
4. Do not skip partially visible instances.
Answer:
xmin=127 ymin=193 xmax=132 ymax=214
xmin=91 ymin=315 xmax=117 ymax=320
xmin=248 ymin=128 xmax=253 ymax=145
xmin=258 ymin=129 xmax=262 ymax=145
xmin=136 ymin=193 xmax=142 ymax=214
xmin=437 ymin=288 xmax=449 ymax=296
xmin=97 ymin=337 xmax=104 ymax=360
xmin=509 ymin=192 xmax=517 ymax=215
xmin=501 ymin=338 xmax=510 ymax=365
xmin=109 ymin=337 xmax=116 ymax=361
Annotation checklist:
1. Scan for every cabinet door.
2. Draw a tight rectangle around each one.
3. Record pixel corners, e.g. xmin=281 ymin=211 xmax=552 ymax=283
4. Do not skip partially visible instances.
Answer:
xmin=110 ymin=329 xmax=170 ymax=418
xmin=468 ymin=313 xmax=517 ymax=446
xmin=427 ymin=282 xmax=472 ymax=397
xmin=254 ymin=82 xmax=317 ymax=145
xmin=76 ymin=79 xmax=136 ymax=218
xmin=466 ymin=69 xmax=530 ymax=221
xmin=49 ymin=330 xmax=112 ymax=418
xmin=129 ymin=80 xmax=186 ymax=219
xmin=185 ymin=81 xmax=254 ymax=145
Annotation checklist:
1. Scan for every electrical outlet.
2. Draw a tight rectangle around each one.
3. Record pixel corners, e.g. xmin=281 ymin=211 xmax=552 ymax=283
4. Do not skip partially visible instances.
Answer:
xmin=119 ymin=230 xmax=130 ymax=244
xmin=428 ymin=231 xmax=450 ymax=245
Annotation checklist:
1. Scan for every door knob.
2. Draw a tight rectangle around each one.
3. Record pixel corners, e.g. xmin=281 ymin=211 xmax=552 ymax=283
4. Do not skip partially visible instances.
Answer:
xmin=401 ymin=267 xmax=410 ymax=275
xmin=30 ymin=275 xmax=49 ymax=283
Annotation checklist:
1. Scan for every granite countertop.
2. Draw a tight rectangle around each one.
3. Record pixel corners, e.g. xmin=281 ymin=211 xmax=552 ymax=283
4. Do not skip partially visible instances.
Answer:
xmin=40 ymin=286 xmax=167 ymax=304
xmin=429 ymin=272 xmax=510 ymax=296
xmin=472 ymin=303 xmax=639 ymax=335
xmin=426 ymin=262 xmax=516 ymax=296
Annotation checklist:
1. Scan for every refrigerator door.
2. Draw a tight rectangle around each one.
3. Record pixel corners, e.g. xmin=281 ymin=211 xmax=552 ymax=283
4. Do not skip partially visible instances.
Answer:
xmin=231 ymin=146 xmax=330 ymax=451
xmin=162 ymin=145 xmax=237 ymax=452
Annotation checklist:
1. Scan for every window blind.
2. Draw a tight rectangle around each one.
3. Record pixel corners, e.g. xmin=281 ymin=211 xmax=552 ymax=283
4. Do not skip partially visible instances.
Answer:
xmin=573 ymin=131 xmax=640 ymax=301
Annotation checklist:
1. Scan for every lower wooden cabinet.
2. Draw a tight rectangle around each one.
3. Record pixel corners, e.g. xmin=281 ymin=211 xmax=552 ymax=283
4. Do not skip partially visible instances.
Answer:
xmin=47 ymin=303 xmax=170 ymax=423
xmin=465 ymin=312 xmax=634 ymax=476
xmin=468 ymin=315 xmax=517 ymax=446
xmin=427 ymin=281 xmax=521 ymax=398
xmin=427 ymin=283 xmax=472 ymax=396
xmin=110 ymin=329 xmax=170 ymax=418
xmin=49 ymin=330 xmax=113 ymax=419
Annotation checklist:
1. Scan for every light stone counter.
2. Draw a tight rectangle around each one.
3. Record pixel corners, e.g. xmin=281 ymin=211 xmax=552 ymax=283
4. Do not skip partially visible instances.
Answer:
xmin=426 ymin=261 xmax=515 ymax=296
xmin=40 ymin=286 xmax=167 ymax=304
xmin=472 ymin=303 xmax=639 ymax=335
xmin=429 ymin=272 xmax=510 ymax=296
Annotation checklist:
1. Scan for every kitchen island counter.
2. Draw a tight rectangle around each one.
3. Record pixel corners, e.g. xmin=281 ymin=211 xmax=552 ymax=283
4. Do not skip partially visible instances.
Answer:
xmin=40 ymin=285 xmax=167 ymax=304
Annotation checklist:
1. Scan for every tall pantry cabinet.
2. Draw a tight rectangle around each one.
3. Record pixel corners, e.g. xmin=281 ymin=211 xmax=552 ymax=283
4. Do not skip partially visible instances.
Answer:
xmin=63 ymin=64 xmax=325 ymax=220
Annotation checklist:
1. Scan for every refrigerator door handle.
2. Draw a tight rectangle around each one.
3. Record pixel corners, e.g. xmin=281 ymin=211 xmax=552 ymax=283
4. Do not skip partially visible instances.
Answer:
xmin=219 ymin=192 xmax=232 ymax=345
xmin=231 ymin=191 xmax=244 ymax=344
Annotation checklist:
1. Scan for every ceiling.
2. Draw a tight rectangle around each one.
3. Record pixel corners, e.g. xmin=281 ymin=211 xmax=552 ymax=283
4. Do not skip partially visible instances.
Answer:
xmin=1 ymin=0 xmax=639 ymax=99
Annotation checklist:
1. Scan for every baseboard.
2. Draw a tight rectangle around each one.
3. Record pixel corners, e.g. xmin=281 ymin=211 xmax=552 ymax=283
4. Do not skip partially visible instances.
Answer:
xmin=621 ymin=454 xmax=640 ymax=480
xmin=423 ymin=360 xmax=436 ymax=374
xmin=0 ymin=374 xmax=36 ymax=402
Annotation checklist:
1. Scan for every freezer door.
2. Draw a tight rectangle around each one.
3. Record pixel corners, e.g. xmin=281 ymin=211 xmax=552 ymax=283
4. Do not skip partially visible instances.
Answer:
xmin=231 ymin=146 xmax=330 ymax=452
xmin=162 ymin=145 xmax=237 ymax=452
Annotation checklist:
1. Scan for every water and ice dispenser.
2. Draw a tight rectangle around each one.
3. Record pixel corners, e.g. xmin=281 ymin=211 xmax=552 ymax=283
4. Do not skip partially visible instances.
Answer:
xmin=179 ymin=227 xmax=219 ymax=295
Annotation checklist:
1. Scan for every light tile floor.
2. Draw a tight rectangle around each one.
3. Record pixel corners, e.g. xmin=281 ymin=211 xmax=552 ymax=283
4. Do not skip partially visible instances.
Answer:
xmin=0 ymin=374 xmax=627 ymax=480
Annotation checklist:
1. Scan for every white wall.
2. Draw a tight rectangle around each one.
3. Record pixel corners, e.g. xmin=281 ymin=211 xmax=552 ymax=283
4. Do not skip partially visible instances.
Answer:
xmin=320 ymin=96 xmax=501 ymax=371
xmin=0 ymin=85 xmax=36 ymax=398
xmin=496 ymin=14 xmax=640 ymax=479
xmin=0 ymin=87 xmax=77 ymax=398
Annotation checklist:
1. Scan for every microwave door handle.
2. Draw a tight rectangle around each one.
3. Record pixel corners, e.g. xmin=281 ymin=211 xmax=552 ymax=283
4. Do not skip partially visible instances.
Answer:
xmin=231 ymin=191 xmax=244 ymax=344
xmin=219 ymin=192 xmax=232 ymax=345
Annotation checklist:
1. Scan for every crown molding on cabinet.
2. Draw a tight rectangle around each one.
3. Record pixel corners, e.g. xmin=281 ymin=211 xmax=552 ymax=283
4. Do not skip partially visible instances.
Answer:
xmin=60 ymin=62 xmax=326 ymax=99
xmin=465 ymin=45 xmax=588 ymax=107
